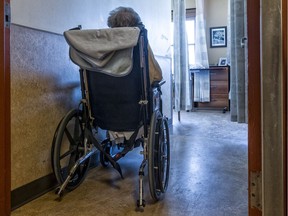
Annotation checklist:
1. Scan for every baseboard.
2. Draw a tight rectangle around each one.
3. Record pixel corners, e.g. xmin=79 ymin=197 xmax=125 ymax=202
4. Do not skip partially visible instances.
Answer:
xmin=11 ymin=153 xmax=99 ymax=210
xmin=11 ymin=173 xmax=58 ymax=211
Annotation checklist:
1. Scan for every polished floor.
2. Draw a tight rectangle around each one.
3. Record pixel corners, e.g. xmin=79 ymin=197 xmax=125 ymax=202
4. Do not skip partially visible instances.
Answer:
xmin=12 ymin=110 xmax=248 ymax=216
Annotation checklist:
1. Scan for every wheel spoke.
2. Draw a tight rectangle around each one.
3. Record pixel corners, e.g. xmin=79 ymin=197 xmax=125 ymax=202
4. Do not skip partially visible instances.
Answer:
xmin=59 ymin=148 xmax=76 ymax=160
xmin=73 ymin=117 xmax=81 ymax=139
xmin=64 ymin=127 xmax=78 ymax=146
xmin=52 ymin=109 xmax=91 ymax=191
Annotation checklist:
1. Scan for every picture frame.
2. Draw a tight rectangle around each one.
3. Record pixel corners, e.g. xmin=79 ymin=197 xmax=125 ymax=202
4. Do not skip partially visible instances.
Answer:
xmin=210 ymin=26 xmax=227 ymax=48
xmin=218 ymin=57 xmax=227 ymax=66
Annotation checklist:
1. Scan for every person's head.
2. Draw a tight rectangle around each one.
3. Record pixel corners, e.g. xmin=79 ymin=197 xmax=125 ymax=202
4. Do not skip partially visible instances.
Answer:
xmin=107 ymin=7 xmax=142 ymax=28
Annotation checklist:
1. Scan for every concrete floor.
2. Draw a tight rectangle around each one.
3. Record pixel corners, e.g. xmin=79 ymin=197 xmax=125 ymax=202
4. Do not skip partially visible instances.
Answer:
xmin=12 ymin=110 xmax=248 ymax=216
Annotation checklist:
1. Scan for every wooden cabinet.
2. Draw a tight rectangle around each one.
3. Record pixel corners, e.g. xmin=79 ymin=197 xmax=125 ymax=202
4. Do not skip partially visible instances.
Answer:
xmin=192 ymin=66 xmax=230 ymax=111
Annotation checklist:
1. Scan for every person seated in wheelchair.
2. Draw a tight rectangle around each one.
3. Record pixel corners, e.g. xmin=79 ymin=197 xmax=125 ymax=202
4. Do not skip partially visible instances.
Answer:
xmin=106 ymin=6 xmax=163 ymax=145
xmin=64 ymin=6 xmax=163 ymax=151
xmin=53 ymin=7 xmax=170 ymax=206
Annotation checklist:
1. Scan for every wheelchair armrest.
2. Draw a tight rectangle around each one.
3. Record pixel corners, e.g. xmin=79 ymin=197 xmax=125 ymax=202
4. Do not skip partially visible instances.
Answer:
xmin=151 ymin=80 xmax=166 ymax=88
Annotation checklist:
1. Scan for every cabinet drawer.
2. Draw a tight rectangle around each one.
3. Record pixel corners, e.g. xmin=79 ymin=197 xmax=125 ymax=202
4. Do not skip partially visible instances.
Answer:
xmin=210 ymin=81 xmax=228 ymax=94
xmin=198 ymin=100 xmax=229 ymax=109
xmin=210 ymin=93 xmax=228 ymax=100
xmin=210 ymin=70 xmax=228 ymax=81
xmin=192 ymin=66 xmax=230 ymax=110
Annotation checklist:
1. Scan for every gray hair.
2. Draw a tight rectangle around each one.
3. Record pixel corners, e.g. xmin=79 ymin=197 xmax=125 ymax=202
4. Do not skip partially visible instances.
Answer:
xmin=107 ymin=7 xmax=142 ymax=27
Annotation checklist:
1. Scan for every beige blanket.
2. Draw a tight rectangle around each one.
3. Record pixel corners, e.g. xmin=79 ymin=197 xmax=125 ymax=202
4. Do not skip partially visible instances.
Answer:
xmin=64 ymin=27 xmax=140 ymax=76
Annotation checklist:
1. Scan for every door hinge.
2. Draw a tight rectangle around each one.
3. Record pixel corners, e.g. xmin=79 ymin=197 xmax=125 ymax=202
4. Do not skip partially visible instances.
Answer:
xmin=250 ymin=171 xmax=262 ymax=210
xmin=4 ymin=2 xmax=11 ymax=28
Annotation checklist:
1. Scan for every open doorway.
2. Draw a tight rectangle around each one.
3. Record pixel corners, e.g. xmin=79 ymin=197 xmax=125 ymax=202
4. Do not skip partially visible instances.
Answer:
xmin=172 ymin=0 xmax=286 ymax=215
xmin=170 ymin=0 xmax=262 ymax=215
xmin=171 ymin=0 xmax=249 ymax=214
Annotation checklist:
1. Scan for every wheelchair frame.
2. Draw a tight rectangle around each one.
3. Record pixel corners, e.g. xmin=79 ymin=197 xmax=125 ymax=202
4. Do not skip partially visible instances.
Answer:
xmin=51 ymin=26 xmax=170 ymax=208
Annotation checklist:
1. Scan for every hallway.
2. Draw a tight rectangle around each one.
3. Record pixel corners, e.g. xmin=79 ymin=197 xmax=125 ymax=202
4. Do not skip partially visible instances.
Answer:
xmin=12 ymin=111 xmax=248 ymax=216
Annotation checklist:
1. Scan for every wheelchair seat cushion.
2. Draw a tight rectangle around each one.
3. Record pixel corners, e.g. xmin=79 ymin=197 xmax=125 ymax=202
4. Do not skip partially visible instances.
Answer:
xmin=64 ymin=27 xmax=140 ymax=76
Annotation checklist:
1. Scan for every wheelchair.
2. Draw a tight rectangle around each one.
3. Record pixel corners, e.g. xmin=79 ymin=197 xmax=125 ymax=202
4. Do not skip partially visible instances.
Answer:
xmin=51 ymin=25 xmax=170 ymax=207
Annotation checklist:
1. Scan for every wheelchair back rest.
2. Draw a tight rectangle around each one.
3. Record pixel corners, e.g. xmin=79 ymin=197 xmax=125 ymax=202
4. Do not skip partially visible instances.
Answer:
xmin=64 ymin=27 xmax=152 ymax=131
xmin=86 ymin=43 xmax=143 ymax=131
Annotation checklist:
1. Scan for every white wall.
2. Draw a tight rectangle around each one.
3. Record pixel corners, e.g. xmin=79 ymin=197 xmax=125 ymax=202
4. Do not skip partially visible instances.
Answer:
xmin=186 ymin=0 xmax=196 ymax=8
xmin=172 ymin=0 xmax=195 ymax=9
xmin=11 ymin=0 xmax=172 ymax=118
xmin=11 ymin=0 xmax=171 ymax=57
xmin=205 ymin=0 xmax=228 ymax=65
xmin=171 ymin=0 xmax=228 ymax=65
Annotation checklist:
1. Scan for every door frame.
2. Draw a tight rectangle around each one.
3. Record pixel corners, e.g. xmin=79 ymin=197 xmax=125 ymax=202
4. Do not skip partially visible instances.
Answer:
xmin=247 ymin=0 xmax=262 ymax=215
xmin=0 ymin=1 xmax=11 ymax=215
xmin=247 ymin=0 xmax=287 ymax=215
xmin=283 ymin=0 xmax=287 ymax=214
xmin=0 ymin=1 xmax=285 ymax=215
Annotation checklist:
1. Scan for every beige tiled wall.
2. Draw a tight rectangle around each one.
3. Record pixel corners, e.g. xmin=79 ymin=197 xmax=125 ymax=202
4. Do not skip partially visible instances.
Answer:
xmin=11 ymin=24 xmax=80 ymax=189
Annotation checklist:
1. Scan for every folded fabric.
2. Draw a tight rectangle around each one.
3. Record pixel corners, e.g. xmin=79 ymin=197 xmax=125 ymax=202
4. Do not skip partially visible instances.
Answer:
xmin=193 ymin=70 xmax=210 ymax=102
xmin=64 ymin=27 xmax=140 ymax=76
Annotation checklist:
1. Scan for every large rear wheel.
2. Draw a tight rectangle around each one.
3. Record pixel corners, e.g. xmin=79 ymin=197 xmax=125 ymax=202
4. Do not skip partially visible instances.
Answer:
xmin=51 ymin=109 xmax=91 ymax=191
xmin=148 ymin=111 xmax=170 ymax=201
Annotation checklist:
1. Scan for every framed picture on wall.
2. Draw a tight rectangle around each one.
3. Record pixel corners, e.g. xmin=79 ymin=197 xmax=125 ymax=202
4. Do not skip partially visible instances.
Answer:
xmin=210 ymin=26 xmax=227 ymax=48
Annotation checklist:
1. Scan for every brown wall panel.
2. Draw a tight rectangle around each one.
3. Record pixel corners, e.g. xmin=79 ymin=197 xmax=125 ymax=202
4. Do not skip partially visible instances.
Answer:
xmin=283 ymin=0 xmax=287 ymax=214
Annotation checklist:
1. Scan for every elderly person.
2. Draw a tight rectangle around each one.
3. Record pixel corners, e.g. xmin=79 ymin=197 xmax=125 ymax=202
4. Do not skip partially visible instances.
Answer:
xmin=107 ymin=6 xmax=163 ymax=84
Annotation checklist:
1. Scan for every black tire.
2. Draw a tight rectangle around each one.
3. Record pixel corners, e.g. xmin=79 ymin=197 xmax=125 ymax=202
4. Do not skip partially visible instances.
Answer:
xmin=158 ymin=117 xmax=170 ymax=193
xmin=148 ymin=111 xmax=170 ymax=201
xmin=51 ymin=118 xmax=63 ymax=174
xmin=52 ymin=108 xmax=91 ymax=191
